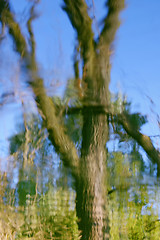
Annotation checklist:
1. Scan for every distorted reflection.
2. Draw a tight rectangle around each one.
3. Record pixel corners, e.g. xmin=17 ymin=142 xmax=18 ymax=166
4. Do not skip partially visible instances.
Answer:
xmin=0 ymin=109 xmax=160 ymax=239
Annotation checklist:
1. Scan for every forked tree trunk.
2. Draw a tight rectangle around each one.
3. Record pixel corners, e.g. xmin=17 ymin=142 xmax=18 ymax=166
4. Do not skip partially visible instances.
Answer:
xmin=2 ymin=0 xmax=160 ymax=239
xmin=76 ymin=110 xmax=109 ymax=240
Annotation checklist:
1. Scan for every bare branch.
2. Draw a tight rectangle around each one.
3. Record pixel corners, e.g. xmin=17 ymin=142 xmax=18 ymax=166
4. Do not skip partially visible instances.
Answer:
xmin=30 ymin=78 xmax=80 ymax=176
xmin=0 ymin=0 xmax=80 ymax=177
xmin=62 ymin=0 xmax=94 ymax=63
xmin=98 ymin=0 xmax=125 ymax=55
xmin=117 ymin=113 xmax=160 ymax=175
xmin=0 ymin=0 xmax=27 ymax=56
xmin=26 ymin=2 xmax=39 ymax=74
xmin=91 ymin=0 xmax=100 ymax=38
xmin=65 ymin=105 xmax=160 ymax=174
xmin=62 ymin=0 xmax=96 ymax=104
xmin=27 ymin=6 xmax=36 ymax=56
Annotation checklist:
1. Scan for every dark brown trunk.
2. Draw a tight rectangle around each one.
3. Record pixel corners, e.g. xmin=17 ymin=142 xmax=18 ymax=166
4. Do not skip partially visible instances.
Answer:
xmin=76 ymin=109 xmax=109 ymax=240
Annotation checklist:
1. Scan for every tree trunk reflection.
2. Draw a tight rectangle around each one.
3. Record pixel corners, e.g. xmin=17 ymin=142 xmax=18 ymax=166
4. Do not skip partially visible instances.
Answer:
xmin=76 ymin=110 xmax=109 ymax=239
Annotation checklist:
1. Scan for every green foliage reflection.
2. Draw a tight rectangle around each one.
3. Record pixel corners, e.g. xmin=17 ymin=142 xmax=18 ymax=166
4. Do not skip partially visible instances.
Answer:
xmin=0 ymin=180 xmax=80 ymax=239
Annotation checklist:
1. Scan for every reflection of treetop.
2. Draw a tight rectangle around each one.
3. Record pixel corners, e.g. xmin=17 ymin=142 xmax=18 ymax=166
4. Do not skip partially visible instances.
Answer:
xmin=1 ymin=1 xmax=160 ymax=239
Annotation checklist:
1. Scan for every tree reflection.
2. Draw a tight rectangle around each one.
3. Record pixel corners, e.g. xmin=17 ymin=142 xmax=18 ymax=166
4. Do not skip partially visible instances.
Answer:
xmin=0 ymin=0 xmax=160 ymax=239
